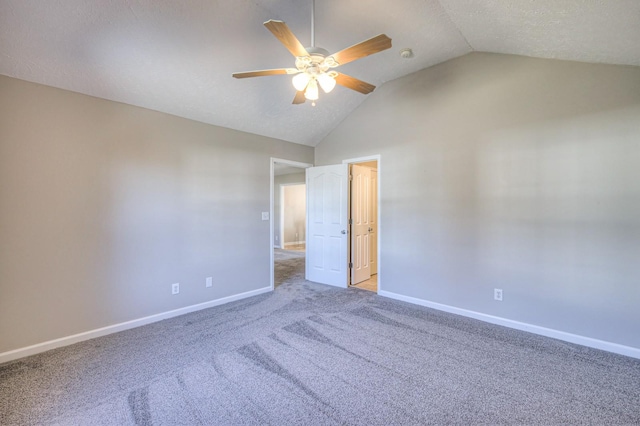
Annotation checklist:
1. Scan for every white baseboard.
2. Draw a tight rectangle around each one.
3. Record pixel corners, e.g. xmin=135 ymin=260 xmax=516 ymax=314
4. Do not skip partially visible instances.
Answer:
xmin=5 ymin=287 xmax=637 ymax=364
xmin=284 ymin=241 xmax=305 ymax=246
xmin=378 ymin=290 xmax=640 ymax=360
xmin=0 ymin=286 xmax=272 ymax=365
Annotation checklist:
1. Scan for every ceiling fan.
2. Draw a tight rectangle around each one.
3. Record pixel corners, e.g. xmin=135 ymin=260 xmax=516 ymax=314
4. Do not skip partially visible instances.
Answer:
xmin=232 ymin=0 xmax=392 ymax=106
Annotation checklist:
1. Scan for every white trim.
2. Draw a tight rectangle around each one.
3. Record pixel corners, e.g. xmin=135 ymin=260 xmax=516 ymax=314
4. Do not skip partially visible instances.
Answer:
xmin=284 ymin=240 xmax=306 ymax=246
xmin=270 ymin=158 xmax=313 ymax=291
xmin=342 ymin=155 xmax=381 ymax=165
xmin=280 ymin=184 xmax=285 ymax=249
xmin=378 ymin=290 xmax=640 ymax=360
xmin=342 ymin=155 xmax=382 ymax=293
xmin=0 ymin=287 xmax=272 ymax=364
xmin=305 ymin=170 xmax=309 ymax=281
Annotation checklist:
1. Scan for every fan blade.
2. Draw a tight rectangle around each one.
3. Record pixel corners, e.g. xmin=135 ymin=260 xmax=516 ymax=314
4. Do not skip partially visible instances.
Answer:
xmin=264 ymin=20 xmax=309 ymax=58
xmin=232 ymin=68 xmax=297 ymax=79
xmin=329 ymin=34 xmax=392 ymax=66
xmin=293 ymin=91 xmax=306 ymax=104
xmin=335 ymin=73 xmax=376 ymax=94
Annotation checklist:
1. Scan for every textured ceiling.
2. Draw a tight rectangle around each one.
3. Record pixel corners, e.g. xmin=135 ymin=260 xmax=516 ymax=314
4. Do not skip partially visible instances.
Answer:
xmin=1 ymin=0 xmax=638 ymax=146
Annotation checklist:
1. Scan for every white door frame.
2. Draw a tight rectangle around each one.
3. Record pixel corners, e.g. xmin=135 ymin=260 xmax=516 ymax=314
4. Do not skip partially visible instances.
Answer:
xmin=343 ymin=155 xmax=382 ymax=292
xmin=270 ymin=158 xmax=313 ymax=291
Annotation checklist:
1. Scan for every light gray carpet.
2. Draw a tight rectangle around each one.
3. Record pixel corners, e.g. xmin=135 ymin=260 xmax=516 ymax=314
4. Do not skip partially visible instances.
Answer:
xmin=274 ymin=248 xmax=305 ymax=289
xmin=1 ymin=253 xmax=639 ymax=425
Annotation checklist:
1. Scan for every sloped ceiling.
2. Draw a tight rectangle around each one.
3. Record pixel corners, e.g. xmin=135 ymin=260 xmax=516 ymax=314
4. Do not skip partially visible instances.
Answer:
xmin=1 ymin=0 xmax=638 ymax=146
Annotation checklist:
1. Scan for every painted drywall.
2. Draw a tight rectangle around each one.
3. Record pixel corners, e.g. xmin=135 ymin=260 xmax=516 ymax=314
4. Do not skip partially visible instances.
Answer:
xmin=315 ymin=52 xmax=640 ymax=349
xmin=273 ymin=172 xmax=305 ymax=248
xmin=283 ymin=184 xmax=306 ymax=245
xmin=0 ymin=75 xmax=313 ymax=354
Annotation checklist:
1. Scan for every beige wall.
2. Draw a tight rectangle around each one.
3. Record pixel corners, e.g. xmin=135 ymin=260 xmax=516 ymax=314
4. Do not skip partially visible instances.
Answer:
xmin=283 ymin=184 xmax=306 ymax=245
xmin=273 ymin=172 xmax=305 ymax=248
xmin=0 ymin=75 xmax=313 ymax=354
xmin=3 ymin=52 xmax=639 ymax=357
xmin=316 ymin=53 xmax=640 ymax=349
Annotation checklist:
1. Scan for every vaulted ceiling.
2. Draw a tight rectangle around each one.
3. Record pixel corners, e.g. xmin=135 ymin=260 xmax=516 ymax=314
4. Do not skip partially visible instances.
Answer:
xmin=1 ymin=1 xmax=638 ymax=146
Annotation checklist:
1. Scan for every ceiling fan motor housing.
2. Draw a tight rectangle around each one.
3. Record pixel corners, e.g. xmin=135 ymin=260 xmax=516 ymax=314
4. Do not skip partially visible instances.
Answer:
xmin=306 ymin=46 xmax=329 ymax=57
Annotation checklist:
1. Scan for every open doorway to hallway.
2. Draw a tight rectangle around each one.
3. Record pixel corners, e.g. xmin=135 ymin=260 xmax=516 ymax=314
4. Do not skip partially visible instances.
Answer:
xmin=275 ymin=181 xmax=306 ymax=288
xmin=271 ymin=159 xmax=312 ymax=289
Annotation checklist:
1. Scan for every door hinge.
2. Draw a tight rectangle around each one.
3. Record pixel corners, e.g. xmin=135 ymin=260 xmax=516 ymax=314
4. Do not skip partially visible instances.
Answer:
xmin=349 ymin=174 xmax=353 ymax=181
xmin=349 ymin=218 xmax=353 ymax=225
xmin=349 ymin=262 xmax=353 ymax=269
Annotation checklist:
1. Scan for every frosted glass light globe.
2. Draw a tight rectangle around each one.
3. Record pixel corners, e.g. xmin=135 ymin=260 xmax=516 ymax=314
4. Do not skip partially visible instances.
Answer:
xmin=292 ymin=73 xmax=311 ymax=91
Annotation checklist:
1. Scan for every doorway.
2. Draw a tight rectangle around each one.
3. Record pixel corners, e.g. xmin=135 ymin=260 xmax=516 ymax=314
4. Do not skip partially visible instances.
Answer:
xmin=303 ymin=155 xmax=381 ymax=292
xmin=270 ymin=158 xmax=313 ymax=290
xmin=348 ymin=160 xmax=378 ymax=292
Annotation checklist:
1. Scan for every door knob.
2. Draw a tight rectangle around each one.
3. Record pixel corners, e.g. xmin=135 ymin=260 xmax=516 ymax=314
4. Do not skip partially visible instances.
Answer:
xmin=341 ymin=230 xmax=346 ymax=234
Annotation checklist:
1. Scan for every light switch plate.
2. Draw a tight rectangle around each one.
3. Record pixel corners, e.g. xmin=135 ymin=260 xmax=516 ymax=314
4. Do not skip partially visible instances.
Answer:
xmin=261 ymin=212 xmax=269 ymax=220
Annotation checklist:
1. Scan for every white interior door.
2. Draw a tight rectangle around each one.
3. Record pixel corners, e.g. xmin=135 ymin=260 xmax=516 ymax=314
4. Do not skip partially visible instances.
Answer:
xmin=350 ymin=164 xmax=371 ymax=284
xmin=306 ymin=164 xmax=349 ymax=287
xmin=370 ymin=168 xmax=378 ymax=275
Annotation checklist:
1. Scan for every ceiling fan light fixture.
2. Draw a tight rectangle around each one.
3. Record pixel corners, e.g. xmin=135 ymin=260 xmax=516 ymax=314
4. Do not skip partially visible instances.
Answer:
xmin=295 ymin=56 xmax=312 ymax=69
xmin=317 ymin=72 xmax=336 ymax=93
xmin=232 ymin=4 xmax=392 ymax=105
xmin=304 ymin=78 xmax=319 ymax=100
xmin=292 ymin=73 xmax=311 ymax=91
xmin=324 ymin=56 xmax=338 ymax=68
